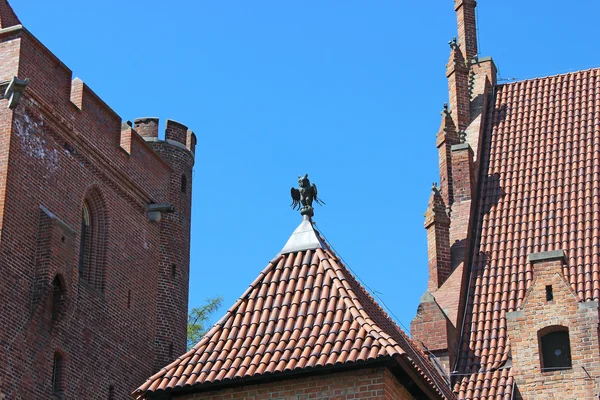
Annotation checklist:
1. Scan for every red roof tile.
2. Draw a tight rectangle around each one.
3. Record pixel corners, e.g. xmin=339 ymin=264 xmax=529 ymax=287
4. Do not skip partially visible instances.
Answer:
xmin=455 ymin=67 xmax=600 ymax=399
xmin=133 ymin=239 xmax=454 ymax=399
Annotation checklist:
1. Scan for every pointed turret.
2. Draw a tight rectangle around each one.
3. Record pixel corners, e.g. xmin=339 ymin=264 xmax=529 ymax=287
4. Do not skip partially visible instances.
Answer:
xmin=446 ymin=38 xmax=470 ymax=132
xmin=0 ymin=0 xmax=20 ymax=29
xmin=437 ymin=103 xmax=459 ymax=206
xmin=424 ymin=184 xmax=451 ymax=291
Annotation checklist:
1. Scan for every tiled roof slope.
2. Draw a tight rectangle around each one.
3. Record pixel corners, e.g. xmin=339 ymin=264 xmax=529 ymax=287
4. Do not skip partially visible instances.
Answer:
xmin=455 ymin=67 xmax=600 ymax=399
xmin=134 ymin=242 xmax=454 ymax=399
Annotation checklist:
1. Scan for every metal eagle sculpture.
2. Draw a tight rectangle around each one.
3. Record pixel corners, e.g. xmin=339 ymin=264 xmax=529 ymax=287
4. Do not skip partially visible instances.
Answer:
xmin=290 ymin=174 xmax=325 ymax=217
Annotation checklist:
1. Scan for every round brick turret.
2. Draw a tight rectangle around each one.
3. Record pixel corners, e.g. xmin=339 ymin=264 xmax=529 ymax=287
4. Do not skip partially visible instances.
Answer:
xmin=142 ymin=120 xmax=196 ymax=372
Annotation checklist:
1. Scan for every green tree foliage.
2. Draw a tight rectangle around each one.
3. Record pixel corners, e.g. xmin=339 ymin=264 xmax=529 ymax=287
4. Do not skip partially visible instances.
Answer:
xmin=187 ymin=296 xmax=223 ymax=350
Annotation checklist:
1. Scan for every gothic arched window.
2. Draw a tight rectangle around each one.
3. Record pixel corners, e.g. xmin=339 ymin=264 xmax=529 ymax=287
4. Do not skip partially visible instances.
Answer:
xmin=78 ymin=189 xmax=108 ymax=292
xmin=539 ymin=326 xmax=572 ymax=372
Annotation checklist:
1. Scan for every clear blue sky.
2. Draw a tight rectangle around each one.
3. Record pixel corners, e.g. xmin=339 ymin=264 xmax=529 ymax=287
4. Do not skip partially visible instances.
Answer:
xmin=15 ymin=1 xmax=600 ymax=333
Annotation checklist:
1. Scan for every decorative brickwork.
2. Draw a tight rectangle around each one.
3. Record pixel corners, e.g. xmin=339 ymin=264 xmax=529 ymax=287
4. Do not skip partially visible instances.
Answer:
xmin=506 ymin=251 xmax=600 ymax=399
xmin=0 ymin=9 xmax=194 ymax=399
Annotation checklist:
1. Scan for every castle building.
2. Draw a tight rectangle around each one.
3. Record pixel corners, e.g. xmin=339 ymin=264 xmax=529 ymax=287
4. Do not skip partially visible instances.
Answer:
xmin=136 ymin=1 xmax=600 ymax=399
xmin=0 ymin=1 xmax=195 ymax=398
xmin=410 ymin=1 xmax=600 ymax=399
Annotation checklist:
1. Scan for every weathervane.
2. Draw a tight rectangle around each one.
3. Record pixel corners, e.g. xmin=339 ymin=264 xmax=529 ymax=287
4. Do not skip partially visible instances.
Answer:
xmin=290 ymin=174 xmax=325 ymax=218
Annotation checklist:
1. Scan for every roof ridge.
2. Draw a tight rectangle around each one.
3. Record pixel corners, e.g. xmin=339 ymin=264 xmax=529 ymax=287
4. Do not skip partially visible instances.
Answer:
xmin=498 ymin=65 xmax=600 ymax=86
xmin=315 ymin=247 xmax=455 ymax=399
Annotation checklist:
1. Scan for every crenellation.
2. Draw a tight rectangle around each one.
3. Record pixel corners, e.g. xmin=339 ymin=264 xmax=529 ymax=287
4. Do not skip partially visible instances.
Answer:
xmin=69 ymin=77 xmax=83 ymax=110
xmin=186 ymin=129 xmax=197 ymax=154
xmin=134 ymin=117 xmax=159 ymax=139
xmin=165 ymin=119 xmax=188 ymax=145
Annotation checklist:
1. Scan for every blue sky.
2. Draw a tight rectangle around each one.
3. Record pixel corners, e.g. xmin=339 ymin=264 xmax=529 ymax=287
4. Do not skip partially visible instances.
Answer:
xmin=15 ymin=1 xmax=600 ymax=333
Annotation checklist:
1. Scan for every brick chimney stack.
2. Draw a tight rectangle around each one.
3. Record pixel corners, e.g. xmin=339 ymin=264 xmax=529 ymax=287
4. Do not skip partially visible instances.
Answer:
xmin=454 ymin=0 xmax=478 ymax=62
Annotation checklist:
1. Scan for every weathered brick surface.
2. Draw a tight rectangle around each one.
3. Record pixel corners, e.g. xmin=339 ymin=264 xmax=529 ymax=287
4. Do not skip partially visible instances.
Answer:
xmin=507 ymin=255 xmax=600 ymax=399
xmin=177 ymin=367 xmax=416 ymax=400
xmin=0 ymin=25 xmax=193 ymax=399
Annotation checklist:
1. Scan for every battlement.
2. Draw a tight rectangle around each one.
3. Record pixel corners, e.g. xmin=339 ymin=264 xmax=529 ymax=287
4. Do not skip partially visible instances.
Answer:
xmin=134 ymin=117 xmax=196 ymax=156
xmin=0 ymin=23 xmax=198 ymax=203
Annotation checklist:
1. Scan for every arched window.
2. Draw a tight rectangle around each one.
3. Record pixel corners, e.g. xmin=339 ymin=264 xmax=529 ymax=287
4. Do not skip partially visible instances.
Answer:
xmin=52 ymin=352 xmax=64 ymax=395
xmin=78 ymin=189 xmax=108 ymax=292
xmin=51 ymin=275 xmax=66 ymax=321
xmin=539 ymin=326 xmax=572 ymax=372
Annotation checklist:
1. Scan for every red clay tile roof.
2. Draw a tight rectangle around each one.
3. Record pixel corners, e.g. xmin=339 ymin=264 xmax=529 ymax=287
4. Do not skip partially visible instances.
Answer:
xmin=133 ymin=238 xmax=454 ymax=399
xmin=454 ymin=67 xmax=600 ymax=399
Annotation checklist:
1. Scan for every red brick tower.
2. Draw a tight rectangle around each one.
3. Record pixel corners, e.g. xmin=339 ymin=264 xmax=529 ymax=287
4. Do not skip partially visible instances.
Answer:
xmin=134 ymin=117 xmax=196 ymax=372
xmin=0 ymin=1 xmax=195 ymax=398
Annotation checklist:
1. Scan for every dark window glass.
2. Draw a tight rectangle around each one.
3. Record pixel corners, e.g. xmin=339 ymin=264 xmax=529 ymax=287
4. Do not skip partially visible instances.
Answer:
xmin=540 ymin=329 xmax=572 ymax=371
xmin=546 ymin=285 xmax=554 ymax=301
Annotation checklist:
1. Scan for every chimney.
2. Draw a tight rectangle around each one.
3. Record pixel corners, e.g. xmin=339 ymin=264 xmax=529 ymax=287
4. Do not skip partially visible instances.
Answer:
xmin=454 ymin=0 xmax=478 ymax=62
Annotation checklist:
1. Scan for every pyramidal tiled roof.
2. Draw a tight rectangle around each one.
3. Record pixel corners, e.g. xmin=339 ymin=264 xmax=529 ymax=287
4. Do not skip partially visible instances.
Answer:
xmin=455 ymin=67 xmax=600 ymax=399
xmin=133 ymin=218 xmax=454 ymax=399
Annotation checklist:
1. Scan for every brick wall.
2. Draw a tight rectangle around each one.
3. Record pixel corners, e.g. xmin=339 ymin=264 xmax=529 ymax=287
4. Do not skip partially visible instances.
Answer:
xmin=0 ymin=25 xmax=193 ymax=399
xmin=175 ymin=367 xmax=416 ymax=400
xmin=506 ymin=251 xmax=600 ymax=399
